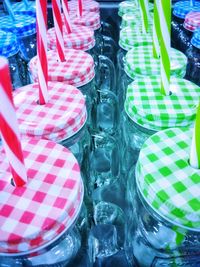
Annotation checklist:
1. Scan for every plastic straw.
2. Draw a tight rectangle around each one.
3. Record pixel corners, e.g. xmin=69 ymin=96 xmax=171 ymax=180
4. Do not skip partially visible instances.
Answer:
xmin=36 ymin=0 xmax=49 ymax=104
xmin=160 ymin=0 xmax=171 ymax=96
xmin=61 ymin=0 xmax=72 ymax=34
xmin=77 ymin=0 xmax=83 ymax=18
xmin=139 ymin=0 xmax=149 ymax=33
xmin=0 ymin=57 xmax=27 ymax=187
xmin=4 ymin=0 xmax=15 ymax=21
xmin=153 ymin=0 xmax=160 ymax=58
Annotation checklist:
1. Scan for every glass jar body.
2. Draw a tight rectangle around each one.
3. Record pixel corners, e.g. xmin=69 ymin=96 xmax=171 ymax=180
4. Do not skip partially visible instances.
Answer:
xmin=178 ymin=28 xmax=193 ymax=53
xmin=8 ymin=52 xmax=25 ymax=89
xmin=18 ymin=32 xmax=37 ymax=62
xmin=185 ymin=46 xmax=200 ymax=86
xmin=125 ymin=189 xmax=200 ymax=267
xmin=171 ymin=14 xmax=184 ymax=50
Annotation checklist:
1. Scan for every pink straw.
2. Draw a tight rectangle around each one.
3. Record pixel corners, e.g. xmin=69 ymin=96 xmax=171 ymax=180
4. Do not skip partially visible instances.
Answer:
xmin=77 ymin=0 xmax=83 ymax=17
xmin=52 ymin=0 xmax=66 ymax=62
xmin=36 ymin=0 xmax=49 ymax=104
xmin=61 ymin=0 xmax=72 ymax=34
xmin=0 ymin=57 xmax=27 ymax=187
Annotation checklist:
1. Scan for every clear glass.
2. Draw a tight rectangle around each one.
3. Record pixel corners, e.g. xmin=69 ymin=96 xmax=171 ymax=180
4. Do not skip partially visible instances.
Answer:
xmin=18 ymin=32 xmax=37 ymax=62
xmin=171 ymin=14 xmax=184 ymax=50
xmin=8 ymin=53 xmax=25 ymax=89
xmin=0 ymin=225 xmax=81 ymax=267
xmin=178 ymin=27 xmax=193 ymax=53
xmin=126 ymin=188 xmax=200 ymax=267
xmin=185 ymin=46 xmax=200 ymax=86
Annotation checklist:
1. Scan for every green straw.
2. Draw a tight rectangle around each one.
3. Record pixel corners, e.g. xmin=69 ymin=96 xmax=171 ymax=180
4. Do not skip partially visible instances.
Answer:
xmin=152 ymin=0 xmax=160 ymax=58
xmin=139 ymin=0 xmax=149 ymax=33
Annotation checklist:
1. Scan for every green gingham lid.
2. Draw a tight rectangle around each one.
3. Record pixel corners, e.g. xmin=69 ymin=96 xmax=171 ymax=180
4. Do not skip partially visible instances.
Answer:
xmin=125 ymin=45 xmax=187 ymax=79
xmin=125 ymin=76 xmax=200 ymax=131
xmin=119 ymin=26 xmax=152 ymax=51
xmin=121 ymin=13 xmax=153 ymax=29
xmin=118 ymin=1 xmax=154 ymax=17
xmin=136 ymin=127 xmax=200 ymax=230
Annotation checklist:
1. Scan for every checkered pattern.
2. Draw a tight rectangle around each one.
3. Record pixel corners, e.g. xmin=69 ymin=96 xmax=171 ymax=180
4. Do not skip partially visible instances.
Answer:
xmin=121 ymin=13 xmax=153 ymax=30
xmin=12 ymin=1 xmax=36 ymax=17
xmin=118 ymin=1 xmax=154 ymax=17
xmin=183 ymin=11 xmax=200 ymax=31
xmin=191 ymin=28 xmax=200 ymax=49
xmin=119 ymin=26 xmax=152 ymax=51
xmin=29 ymin=49 xmax=95 ymax=87
xmin=0 ymin=30 xmax=19 ymax=57
xmin=47 ymin=25 xmax=95 ymax=51
xmin=0 ymin=138 xmax=83 ymax=253
xmin=173 ymin=1 xmax=200 ymax=19
xmin=136 ymin=127 xmax=200 ymax=229
xmin=13 ymin=82 xmax=87 ymax=141
xmin=125 ymin=76 xmax=200 ymax=131
xmin=68 ymin=0 xmax=100 ymax=13
xmin=0 ymin=14 xmax=36 ymax=37
xmin=68 ymin=11 xmax=101 ymax=30
xmin=125 ymin=45 xmax=187 ymax=79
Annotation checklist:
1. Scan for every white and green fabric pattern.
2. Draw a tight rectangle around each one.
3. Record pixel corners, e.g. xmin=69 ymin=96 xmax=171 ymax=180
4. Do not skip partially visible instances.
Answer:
xmin=125 ymin=76 xmax=200 ymax=131
xmin=118 ymin=1 xmax=154 ymax=17
xmin=136 ymin=127 xmax=200 ymax=230
xmin=121 ymin=13 xmax=153 ymax=29
xmin=119 ymin=26 xmax=152 ymax=51
xmin=125 ymin=45 xmax=187 ymax=79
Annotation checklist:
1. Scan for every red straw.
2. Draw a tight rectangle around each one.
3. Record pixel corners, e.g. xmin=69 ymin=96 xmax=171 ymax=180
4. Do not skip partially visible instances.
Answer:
xmin=52 ymin=0 xmax=66 ymax=62
xmin=77 ymin=0 xmax=83 ymax=17
xmin=0 ymin=57 xmax=27 ymax=187
xmin=61 ymin=0 xmax=72 ymax=34
xmin=36 ymin=0 xmax=49 ymax=104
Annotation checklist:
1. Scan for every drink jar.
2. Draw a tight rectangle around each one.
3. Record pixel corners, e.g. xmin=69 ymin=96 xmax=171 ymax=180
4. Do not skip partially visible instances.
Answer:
xmin=179 ymin=11 xmax=200 ymax=53
xmin=0 ymin=30 xmax=24 ymax=89
xmin=0 ymin=138 xmax=84 ymax=267
xmin=171 ymin=0 xmax=200 ymax=50
xmin=122 ymin=75 xmax=200 ymax=173
xmin=4 ymin=0 xmax=36 ymax=17
xmin=126 ymin=127 xmax=200 ymax=267
xmin=185 ymin=27 xmax=200 ymax=86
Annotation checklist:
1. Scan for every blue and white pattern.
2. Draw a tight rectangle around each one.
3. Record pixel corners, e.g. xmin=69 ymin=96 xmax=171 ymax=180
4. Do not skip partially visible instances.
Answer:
xmin=12 ymin=1 xmax=36 ymax=17
xmin=0 ymin=30 xmax=19 ymax=57
xmin=173 ymin=1 xmax=200 ymax=19
xmin=191 ymin=28 xmax=200 ymax=49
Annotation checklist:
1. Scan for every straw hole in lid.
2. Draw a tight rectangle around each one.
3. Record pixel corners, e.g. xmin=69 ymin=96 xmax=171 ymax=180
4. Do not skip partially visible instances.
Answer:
xmin=10 ymin=178 xmax=15 ymax=186
xmin=188 ymin=159 xmax=200 ymax=170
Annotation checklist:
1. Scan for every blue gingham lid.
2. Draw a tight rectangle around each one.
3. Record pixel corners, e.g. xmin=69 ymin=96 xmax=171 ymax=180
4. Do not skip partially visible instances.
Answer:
xmin=12 ymin=1 xmax=36 ymax=17
xmin=0 ymin=14 xmax=36 ymax=37
xmin=173 ymin=1 xmax=200 ymax=19
xmin=0 ymin=30 xmax=19 ymax=57
xmin=191 ymin=28 xmax=200 ymax=48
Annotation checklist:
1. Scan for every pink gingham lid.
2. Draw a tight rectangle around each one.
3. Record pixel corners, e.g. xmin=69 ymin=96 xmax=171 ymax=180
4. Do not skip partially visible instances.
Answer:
xmin=68 ymin=11 xmax=101 ymax=31
xmin=29 ymin=49 xmax=95 ymax=87
xmin=68 ymin=0 xmax=100 ymax=13
xmin=184 ymin=11 xmax=200 ymax=31
xmin=47 ymin=25 xmax=95 ymax=51
xmin=13 ymin=82 xmax=87 ymax=141
xmin=0 ymin=138 xmax=83 ymax=253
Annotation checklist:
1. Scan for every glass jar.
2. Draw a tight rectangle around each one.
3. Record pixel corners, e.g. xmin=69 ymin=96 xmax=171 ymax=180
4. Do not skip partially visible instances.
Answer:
xmin=122 ymin=76 xmax=200 ymax=173
xmin=0 ymin=138 xmax=84 ymax=267
xmin=0 ymin=30 xmax=25 ymax=89
xmin=178 ymin=11 xmax=200 ymax=53
xmin=171 ymin=1 xmax=200 ymax=50
xmin=185 ymin=28 xmax=200 ymax=86
xmin=126 ymin=128 xmax=200 ymax=267
xmin=4 ymin=0 xmax=36 ymax=17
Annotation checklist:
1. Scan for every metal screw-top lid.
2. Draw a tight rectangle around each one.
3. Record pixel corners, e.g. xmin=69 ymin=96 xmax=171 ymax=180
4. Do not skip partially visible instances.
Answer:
xmin=173 ymin=1 xmax=200 ymax=19
xmin=184 ymin=11 xmax=200 ymax=31
xmin=191 ymin=28 xmax=200 ymax=48
xmin=0 ymin=30 xmax=19 ymax=57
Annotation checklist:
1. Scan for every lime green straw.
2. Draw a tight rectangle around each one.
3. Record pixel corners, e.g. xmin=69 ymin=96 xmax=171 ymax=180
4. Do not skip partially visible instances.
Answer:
xmin=139 ymin=0 xmax=149 ymax=33
xmin=153 ymin=0 xmax=160 ymax=58
xmin=190 ymin=102 xmax=200 ymax=169
xmin=4 ymin=0 xmax=15 ymax=21
xmin=160 ymin=0 xmax=171 ymax=96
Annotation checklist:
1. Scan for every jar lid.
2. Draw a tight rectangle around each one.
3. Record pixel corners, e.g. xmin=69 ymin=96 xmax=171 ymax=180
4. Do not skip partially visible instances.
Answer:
xmin=0 ymin=30 xmax=19 ymax=57
xmin=183 ymin=11 xmax=200 ymax=31
xmin=47 ymin=25 xmax=95 ymax=51
xmin=173 ymin=1 xmax=200 ymax=19
xmin=136 ymin=127 xmax=200 ymax=230
xmin=0 ymin=138 xmax=83 ymax=253
xmin=13 ymin=82 xmax=87 ymax=141
xmin=119 ymin=26 xmax=152 ymax=51
xmin=121 ymin=12 xmax=153 ymax=29
xmin=29 ymin=49 xmax=95 ymax=87
xmin=125 ymin=45 xmax=187 ymax=79
xmin=12 ymin=1 xmax=36 ymax=17
xmin=125 ymin=76 xmax=200 ymax=131
xmin=191 ymin=28 xmax=200 ymax=49
xmin=0 ymin=14 xmax=36 ymax=37
xmin=68 ymin=0 xmax=100 ymax=13
xmin=118 ymin=1 xmax=139 ymax=17
xmin=68 ymin=11 xmax=101 ymax=31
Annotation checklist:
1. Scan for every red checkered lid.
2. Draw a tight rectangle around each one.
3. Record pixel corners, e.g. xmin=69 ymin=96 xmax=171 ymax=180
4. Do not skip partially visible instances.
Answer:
xmin=13 ymin=82 xmax=87 ymax=141
xmin=68 ymin=11 xmax=101 ymax=30
xmin=47 ymin=25 xmax=95 ymax=51
xmin=184 ymin=11 xmax=200 ymax=31
xmin=29 ymin=49 xmax=95 ymax=87
xmin=0 ymin=138 xmax=84 ymax=253
xmin=68 ymin=0 xmax=100 ymax=13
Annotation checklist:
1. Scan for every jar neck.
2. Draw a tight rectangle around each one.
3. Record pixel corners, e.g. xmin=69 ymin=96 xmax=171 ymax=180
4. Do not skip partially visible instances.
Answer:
xmin=172 ymin=13 xmax=185 ymax=24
